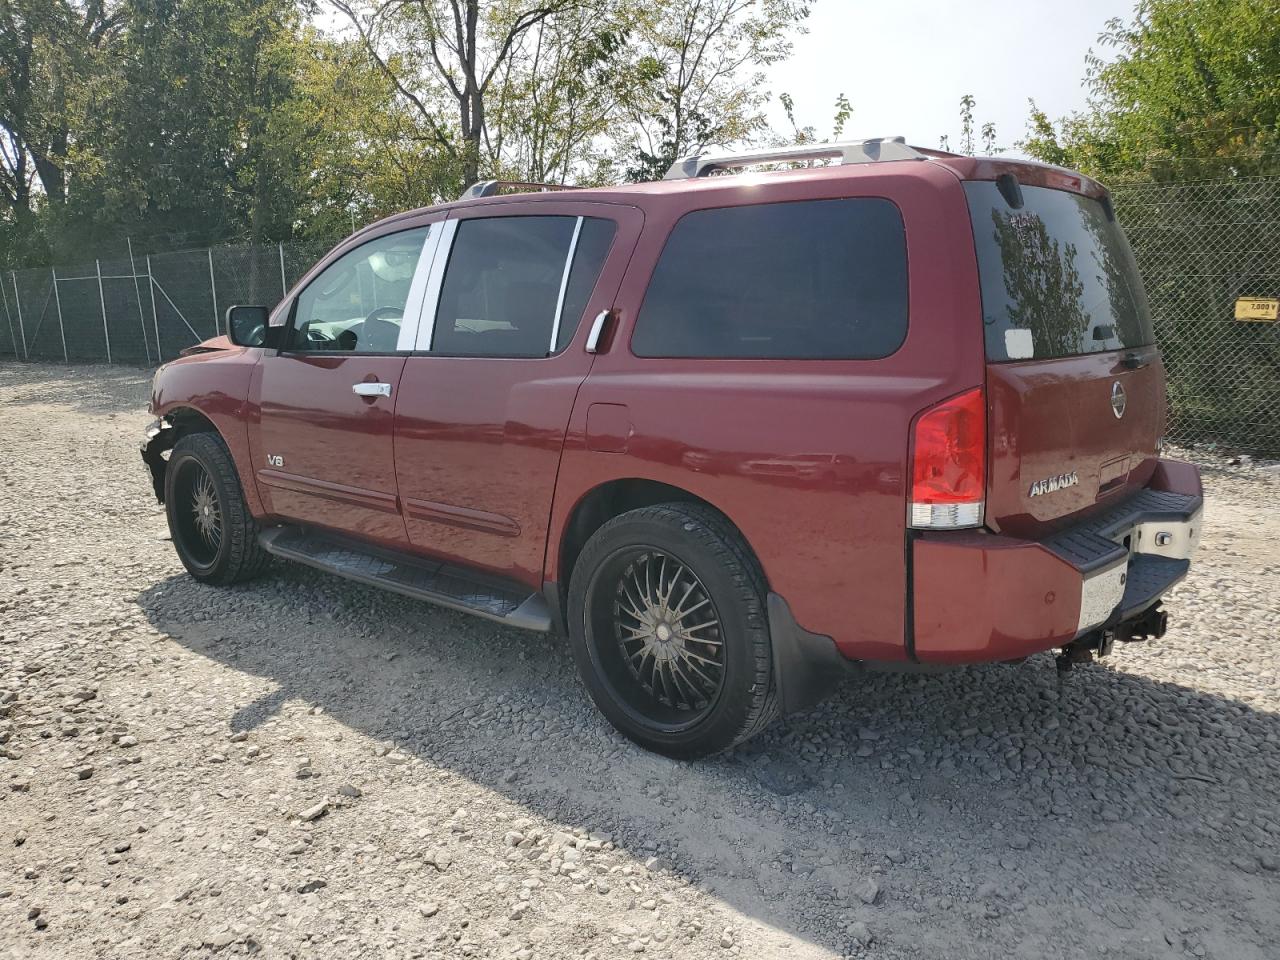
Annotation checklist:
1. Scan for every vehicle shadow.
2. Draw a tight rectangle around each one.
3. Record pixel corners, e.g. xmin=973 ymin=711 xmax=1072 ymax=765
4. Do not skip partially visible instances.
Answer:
xmin=137 ymin=563 xmax=1279 ymax=958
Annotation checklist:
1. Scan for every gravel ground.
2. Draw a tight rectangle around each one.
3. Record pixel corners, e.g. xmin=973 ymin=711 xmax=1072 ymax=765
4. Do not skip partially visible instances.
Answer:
xmin=1 ymin=361 xmax=1278 ymax=960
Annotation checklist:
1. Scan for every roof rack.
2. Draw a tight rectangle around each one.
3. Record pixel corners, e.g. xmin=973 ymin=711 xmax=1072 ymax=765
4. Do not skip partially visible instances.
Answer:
xmin=458 ymin=180 xmax=584 ymax=201
xmin=663 ymin=137 xmax=927 ymax=181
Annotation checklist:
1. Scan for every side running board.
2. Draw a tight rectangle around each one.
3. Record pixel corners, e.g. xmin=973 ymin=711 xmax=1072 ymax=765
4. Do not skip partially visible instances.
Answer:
xmin=257 ymin=526 xmax=551 ymax=632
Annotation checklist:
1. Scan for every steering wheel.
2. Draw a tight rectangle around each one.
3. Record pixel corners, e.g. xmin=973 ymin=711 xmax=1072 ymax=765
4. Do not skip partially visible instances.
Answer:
xmin=360 ymin=306 xmax=404 ymax=352
xmin=239 ymin=320 xmax=267 ymax=347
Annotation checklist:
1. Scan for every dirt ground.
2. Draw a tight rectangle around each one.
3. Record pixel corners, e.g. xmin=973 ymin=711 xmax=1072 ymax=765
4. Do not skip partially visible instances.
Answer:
xmin=1 ymin=361 xmax=1277 ymax=960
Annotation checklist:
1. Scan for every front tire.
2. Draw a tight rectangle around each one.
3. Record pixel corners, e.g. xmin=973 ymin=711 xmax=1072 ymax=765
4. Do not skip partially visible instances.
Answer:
xmin=165 ymin=431 xmax=270 ymax=585
xmin=567 ymin=503 xmax=777 ymax=758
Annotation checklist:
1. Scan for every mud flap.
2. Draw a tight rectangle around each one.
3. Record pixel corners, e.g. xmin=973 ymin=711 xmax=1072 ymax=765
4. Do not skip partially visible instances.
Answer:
xmin=767 ymin=593 xmax=856 ymax=715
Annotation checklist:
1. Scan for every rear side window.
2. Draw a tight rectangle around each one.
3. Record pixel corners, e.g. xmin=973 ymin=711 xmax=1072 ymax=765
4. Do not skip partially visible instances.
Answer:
xmin=965 ymin=181 xmax=1155 ymax=362
xmin=556 ymin=217 xmax=615 ymax=352
xmin=432 ymin=215 xmax=615 ymax=357
xmin=631 ymin=198 xmax=908 ymax=359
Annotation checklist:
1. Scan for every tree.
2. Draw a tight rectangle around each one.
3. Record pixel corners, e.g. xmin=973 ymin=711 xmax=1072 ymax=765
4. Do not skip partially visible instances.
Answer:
xmin=0 ymin=0 xmax=818 ymax=268
xmin=0 ymin=0 xmax=124 ymax=261
xmin=485 ymin=6 xmax=631 ymax=184
xmin=57 ymin=0 xmax=314 ymax=251
xmin=330 ymin=0 xmax=588 ymax=186
xmin=1020 ymin=0 xmax=1280 ymax=180
xmin=939 ymin=93 xmax=1000 ymax=156
xmin=619 ymin=0 xmax=810 ymax=181
xmin=289 ymin=30 xmax=464 ymax=236
xmin=779 ymin=90 xmax=850 ymax=145
xmin=1 ymin=0 xmax=381 ymax=263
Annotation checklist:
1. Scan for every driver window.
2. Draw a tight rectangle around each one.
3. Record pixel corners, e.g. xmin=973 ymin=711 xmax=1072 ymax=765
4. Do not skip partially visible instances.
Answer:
xmin=291 ymin=226 xmax=430 ymax=352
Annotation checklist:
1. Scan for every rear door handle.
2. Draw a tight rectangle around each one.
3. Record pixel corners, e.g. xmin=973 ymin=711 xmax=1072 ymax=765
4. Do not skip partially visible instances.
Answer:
xmin=585 ymin=309 xmax=612 ymax=353
xmin=353 ymin=382 xmax=392 ymax=398
xmin=1120 ymin=351 xmax=1149 ymax=370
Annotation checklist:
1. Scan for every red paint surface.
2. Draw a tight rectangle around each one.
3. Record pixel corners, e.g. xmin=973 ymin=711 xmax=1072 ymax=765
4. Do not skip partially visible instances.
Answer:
xmin=985 ymin=348 xmax=1164 ymax=538
xmin=546 ymin=162 xmax=985 ymax=662
xmin=249 ymin=355 xmax=410 ymax=546
xmin=912 ymin=532 xmax=1083 ymax=663
xmin=392 ymin=201 xmax=643 ymax=584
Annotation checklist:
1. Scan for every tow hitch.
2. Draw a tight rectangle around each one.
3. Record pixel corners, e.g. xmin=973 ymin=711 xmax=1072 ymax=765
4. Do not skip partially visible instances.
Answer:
xmin=1115 ymin=604 xmax=1168 ymax=643
xmin=1056 ymin=604 xmax=1168 ymax=675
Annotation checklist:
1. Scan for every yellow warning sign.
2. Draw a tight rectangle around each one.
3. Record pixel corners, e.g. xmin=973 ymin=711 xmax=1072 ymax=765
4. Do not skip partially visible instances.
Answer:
xmin=1235 ymin=298 xmax=1279 ymax=321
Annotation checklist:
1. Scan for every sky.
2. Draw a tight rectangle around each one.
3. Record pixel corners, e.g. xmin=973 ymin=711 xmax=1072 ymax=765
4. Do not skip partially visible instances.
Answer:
xmin=766 ymin=0 xmax=1136 ymax=157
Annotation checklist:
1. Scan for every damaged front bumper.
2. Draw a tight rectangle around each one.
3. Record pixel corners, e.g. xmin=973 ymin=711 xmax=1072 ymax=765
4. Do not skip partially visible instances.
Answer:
xmin=140 ymin=417 xmax=174 ymax=503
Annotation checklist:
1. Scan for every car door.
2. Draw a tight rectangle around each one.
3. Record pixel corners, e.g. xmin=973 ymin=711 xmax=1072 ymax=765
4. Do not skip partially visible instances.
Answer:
xmin=248 ymin=217 xmax=445 ymax=547
xmin=393 ymin=201 xmax=643 ymax=586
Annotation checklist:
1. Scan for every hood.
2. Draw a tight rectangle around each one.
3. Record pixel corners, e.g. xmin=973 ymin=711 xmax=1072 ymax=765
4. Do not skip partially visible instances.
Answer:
xmin=179 ymin=334 xmax=233 ymax=357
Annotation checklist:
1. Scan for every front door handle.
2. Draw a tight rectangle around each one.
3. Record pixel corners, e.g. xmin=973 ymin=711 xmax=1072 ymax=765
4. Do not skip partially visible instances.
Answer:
xmin=352 ymin=382 xmax=392 ymax=398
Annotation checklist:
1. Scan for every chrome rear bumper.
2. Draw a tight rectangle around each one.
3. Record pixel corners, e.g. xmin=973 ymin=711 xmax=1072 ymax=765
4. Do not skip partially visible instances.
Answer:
xmin=1043 ymin=489 xmax=1203 ymax=635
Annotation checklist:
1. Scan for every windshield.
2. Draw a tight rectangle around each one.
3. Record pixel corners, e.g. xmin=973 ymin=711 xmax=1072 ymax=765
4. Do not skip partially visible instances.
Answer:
xmin=965 ymin=181 xmax=1155 ymax=362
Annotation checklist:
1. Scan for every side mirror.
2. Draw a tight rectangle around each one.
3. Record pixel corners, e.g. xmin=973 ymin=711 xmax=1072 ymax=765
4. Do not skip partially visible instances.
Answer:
xmin=225 ymin=305 xmax=271 ymax=347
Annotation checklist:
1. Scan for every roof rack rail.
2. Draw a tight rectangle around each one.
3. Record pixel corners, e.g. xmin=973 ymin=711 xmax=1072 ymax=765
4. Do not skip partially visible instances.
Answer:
xmin=663 ymin=137 xmax=926 ymax=181
xmin=458 ymin=180 xmax=584 ymax=201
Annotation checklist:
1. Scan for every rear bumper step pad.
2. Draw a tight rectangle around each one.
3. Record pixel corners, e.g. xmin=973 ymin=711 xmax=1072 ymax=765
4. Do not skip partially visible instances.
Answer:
xmin=1117 ymin=555 xmax=1189 ymax=620
xmin=1041 ymin=488 xmax=1203 ymax=573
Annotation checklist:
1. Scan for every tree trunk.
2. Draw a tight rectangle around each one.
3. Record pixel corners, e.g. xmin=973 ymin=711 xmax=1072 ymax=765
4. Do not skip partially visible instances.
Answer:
xmin=461 ymin=0 xmax=481 ymax=185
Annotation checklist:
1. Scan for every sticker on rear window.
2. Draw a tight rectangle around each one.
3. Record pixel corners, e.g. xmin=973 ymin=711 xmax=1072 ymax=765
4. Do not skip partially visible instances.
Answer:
xmin=1004 ymin=328 xmax=1034 ymax=359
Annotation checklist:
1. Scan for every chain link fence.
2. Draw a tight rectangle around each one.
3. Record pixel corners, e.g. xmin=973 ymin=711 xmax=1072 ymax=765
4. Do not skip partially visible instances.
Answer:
xmin=0 ymin=237 xmax=337 ymax=368
xmin=1 ymin=176 xmax=1278 ymax=455
xmin=1110 ymin=176 xmax=1280 ymax=457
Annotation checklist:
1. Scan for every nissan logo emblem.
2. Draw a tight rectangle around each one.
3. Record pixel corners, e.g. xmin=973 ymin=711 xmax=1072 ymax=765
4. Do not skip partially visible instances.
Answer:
xmin=1111 ymin=381 xmax=1127 ymax=419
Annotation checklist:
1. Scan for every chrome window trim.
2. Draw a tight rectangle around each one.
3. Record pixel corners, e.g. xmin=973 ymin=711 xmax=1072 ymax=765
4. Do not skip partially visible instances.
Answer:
xmin=394 ymin=222 xmax=444 ymax=351
xmin=413 ymin=218 xmax=459 ymax=352
xmin=548 ymin=216 xmax=584 ymax=354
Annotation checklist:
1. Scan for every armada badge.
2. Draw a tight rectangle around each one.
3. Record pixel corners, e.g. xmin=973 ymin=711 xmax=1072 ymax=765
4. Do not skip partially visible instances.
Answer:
xmin=1029 ymin=471 xmax=1079 ymax=497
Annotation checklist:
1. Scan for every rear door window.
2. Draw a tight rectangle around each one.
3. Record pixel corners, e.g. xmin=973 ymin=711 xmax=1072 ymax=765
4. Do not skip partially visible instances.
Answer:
xmin=631 ymin=198 xmax=909 ymax=359
xmin=431 ymin=215 xmax=616 ymax=357
xmin=965 ymin=181 xmax=1155 ymax=362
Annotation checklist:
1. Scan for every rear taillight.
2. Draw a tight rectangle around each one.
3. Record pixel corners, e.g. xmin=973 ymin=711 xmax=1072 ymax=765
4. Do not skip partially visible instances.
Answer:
xmin=909 ymin=387 xmax=986 ymax=529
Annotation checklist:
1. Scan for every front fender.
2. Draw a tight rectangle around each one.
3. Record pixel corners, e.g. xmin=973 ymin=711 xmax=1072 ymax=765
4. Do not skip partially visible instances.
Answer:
xmin=145 ymin=348 xmax=264 ymax=515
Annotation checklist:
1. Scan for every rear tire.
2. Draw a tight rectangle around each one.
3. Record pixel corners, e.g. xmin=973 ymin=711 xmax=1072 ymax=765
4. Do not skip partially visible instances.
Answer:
xmin=165 ymin=431 xmax=270 ymax=585
xmin=567 ymin=502 xmax=777 ymax=758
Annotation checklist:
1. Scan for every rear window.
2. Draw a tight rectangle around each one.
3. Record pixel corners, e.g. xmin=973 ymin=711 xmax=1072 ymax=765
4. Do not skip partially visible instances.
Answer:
xmin=966 ymin=181 xmax=1155 ymax=362
xmin=631 ymin=198 xmax=908 ymax=359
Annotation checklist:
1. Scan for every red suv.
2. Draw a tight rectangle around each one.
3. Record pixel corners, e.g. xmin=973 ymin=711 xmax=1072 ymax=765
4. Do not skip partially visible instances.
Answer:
xmin=142 ymin=138 xmax=1203 ymax=758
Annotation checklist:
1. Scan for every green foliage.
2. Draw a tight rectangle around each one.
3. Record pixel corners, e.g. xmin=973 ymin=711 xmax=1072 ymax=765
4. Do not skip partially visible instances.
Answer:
xmin=1020 ymin=0 xmax=1280 ymax=180
xmin=0 ymin=0 xmax=815 ymax=268
xmin=940 ymin=94 xmax=1000 ymax=156
xmin=778 ymin=90 xmax=849 ymax=145
xmin=0 ymin=0 xmax=123 ymax=264
xmin=618 ymin=0 xmax=811 ymax=181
